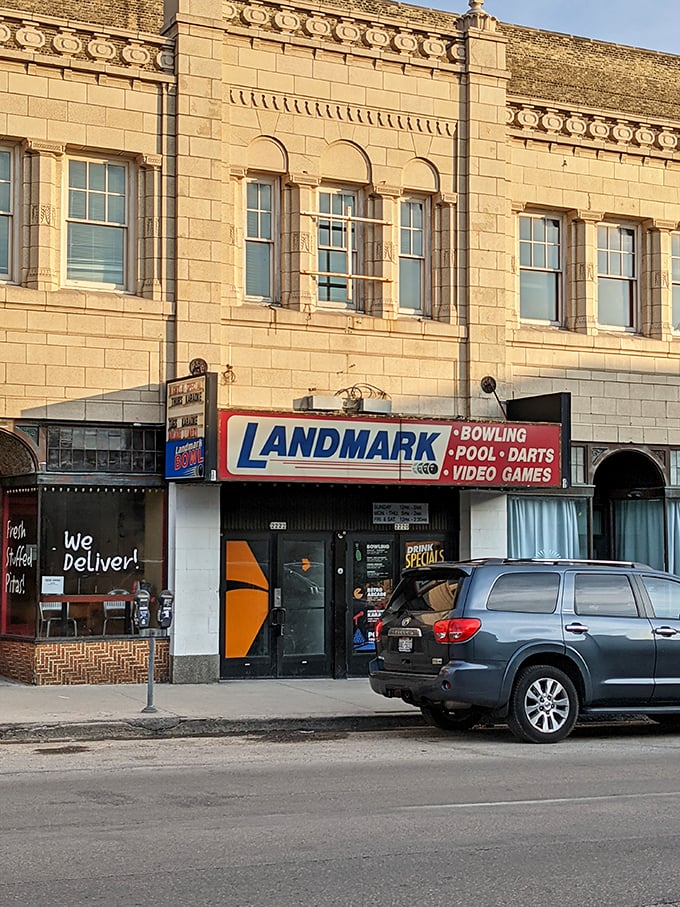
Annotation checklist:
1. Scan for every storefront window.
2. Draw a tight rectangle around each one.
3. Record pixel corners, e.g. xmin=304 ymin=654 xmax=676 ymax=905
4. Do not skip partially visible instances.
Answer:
xmin=2 ymin=492 xmax=39 ymax=636
xmin=508 ymin=496 xmax=588 ymax=559
xmin=38 ymin=487 xmax=165 ymax=636
xmin=614 ymin=499 xmax=664 ymax=571
xmin=351 ymin=539 xmax=395 ymax=653
xmin=668 ymin=500 xmax=680 ymax=576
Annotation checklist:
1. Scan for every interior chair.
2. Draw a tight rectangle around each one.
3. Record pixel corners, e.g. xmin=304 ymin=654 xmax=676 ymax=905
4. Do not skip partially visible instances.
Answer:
xmin=39 ymin=601 xmax=77 ymax=637
xmin=102 ymin=590 xmax=130 ymax=635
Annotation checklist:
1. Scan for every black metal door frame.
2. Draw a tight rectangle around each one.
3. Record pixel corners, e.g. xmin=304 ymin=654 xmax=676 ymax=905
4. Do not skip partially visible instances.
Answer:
xmin=220 ymin=531 xmax=333 ymax=679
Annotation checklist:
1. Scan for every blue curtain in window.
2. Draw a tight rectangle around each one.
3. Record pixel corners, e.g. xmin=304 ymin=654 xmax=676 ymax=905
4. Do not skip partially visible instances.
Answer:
xmin=666 ymin=500 xmax=680 ymax=575
xmin=508 ymin=497 xmax=582 ymax=559
xmin=613 ymin=499 xmax=664 ymax=570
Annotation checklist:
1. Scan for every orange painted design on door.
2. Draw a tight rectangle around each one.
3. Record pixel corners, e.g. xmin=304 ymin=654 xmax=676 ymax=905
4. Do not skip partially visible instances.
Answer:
xmin=224 ymin=541 xmax=270 ymax=658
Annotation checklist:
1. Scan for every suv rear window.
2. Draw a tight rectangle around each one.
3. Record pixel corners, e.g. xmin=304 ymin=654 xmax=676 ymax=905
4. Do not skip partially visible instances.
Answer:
xmin=574 ymin=573 xmax=639 ymax=617
xmin=486 ymin=572 xmax=560 ymax=613
xmin=385 ymin=576 xmax=463 ymax=615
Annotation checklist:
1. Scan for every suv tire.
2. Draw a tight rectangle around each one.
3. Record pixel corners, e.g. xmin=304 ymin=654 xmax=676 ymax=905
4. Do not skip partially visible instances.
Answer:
xmin=420 ymin=704 xmax=484 ymax=731
xmin=508 ymin=665 xmax=579 ymax=744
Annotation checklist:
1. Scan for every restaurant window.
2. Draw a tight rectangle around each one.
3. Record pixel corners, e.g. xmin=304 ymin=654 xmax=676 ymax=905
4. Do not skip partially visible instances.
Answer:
xmin=597 ymin=223 xmax=636 ymax=329
xmin=1 ymin=492 xmax=38 ymax=637
xmin=66 ymin=157 xmax=129 ymax=289
xmin=519 ymin=214 xmax=561 ymax=322
xmin=508 ymin=496 xmax=588 ymax=559
xmin=37 ymin=487 xmax=165 ymax=637
xmin=46 ymin=425 xmax=163 ymax=474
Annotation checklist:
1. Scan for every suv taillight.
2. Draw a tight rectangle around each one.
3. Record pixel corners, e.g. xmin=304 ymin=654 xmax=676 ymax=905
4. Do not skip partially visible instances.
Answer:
xmin=433 ymin=618 xmax=481 ymax=644
xmin=374 ymin=619 xmax=383 ymax=643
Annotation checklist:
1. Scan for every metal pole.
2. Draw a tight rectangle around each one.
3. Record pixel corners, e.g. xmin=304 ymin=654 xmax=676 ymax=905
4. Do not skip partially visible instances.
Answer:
xmin=141 ymin=633 xmax=157 ymax=713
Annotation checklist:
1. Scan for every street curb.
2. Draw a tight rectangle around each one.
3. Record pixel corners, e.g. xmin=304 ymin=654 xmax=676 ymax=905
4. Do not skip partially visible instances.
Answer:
xmin=0 ymin=712 xmax=425 ymax=744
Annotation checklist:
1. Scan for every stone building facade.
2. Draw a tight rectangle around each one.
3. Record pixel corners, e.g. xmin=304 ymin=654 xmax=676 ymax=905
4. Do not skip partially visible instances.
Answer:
xmin=2 ymin=0 xmax=680 ymax=683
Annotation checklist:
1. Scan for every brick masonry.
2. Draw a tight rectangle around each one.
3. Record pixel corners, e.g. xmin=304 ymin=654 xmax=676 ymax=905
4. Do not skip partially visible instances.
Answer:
xmin=0 ymin=638 xmax=169 ymax=685
xmin=0 ymin=0 xmax=163 ymax=31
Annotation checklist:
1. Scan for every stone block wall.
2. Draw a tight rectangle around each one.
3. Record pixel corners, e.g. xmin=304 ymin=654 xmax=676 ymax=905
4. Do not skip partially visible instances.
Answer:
xmin=0 ymin=10 xmax=175 ymax=426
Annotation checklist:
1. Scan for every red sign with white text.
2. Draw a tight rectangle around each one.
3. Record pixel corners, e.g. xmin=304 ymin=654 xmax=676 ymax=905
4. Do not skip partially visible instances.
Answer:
xmin=218 ymin=412 xmax=562 ymax=487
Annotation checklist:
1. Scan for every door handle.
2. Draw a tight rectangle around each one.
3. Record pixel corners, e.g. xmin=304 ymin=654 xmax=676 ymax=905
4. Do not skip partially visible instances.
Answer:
xmin=565 ymin=622 xmax=589 ymax=634
xmin=654 ymin=626 xmax=680 ymax=637
xmin=271 ymin=608 xmax=286 ymax=636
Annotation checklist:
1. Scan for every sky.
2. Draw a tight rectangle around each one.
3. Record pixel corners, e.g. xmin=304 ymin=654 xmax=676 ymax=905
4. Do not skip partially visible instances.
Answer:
xmin=426 ymin=1 xmax=680 ymax=56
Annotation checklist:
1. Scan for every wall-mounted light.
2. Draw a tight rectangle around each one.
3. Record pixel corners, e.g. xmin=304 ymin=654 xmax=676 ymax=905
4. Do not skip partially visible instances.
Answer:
xmin=480 ymin=376 xmax=507 ymax=418
xmin=189 ymin=358 xmax=208 ymax=376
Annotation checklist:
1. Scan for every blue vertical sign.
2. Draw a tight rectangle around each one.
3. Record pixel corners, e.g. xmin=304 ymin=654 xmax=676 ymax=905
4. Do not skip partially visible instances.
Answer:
xmin=165 ymin=375 xmax=207 ymax=479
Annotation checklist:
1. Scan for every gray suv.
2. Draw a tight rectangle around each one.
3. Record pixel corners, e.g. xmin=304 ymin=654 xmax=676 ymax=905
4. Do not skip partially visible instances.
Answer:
xmin=368 ymin=558 xmax=680 ymax=743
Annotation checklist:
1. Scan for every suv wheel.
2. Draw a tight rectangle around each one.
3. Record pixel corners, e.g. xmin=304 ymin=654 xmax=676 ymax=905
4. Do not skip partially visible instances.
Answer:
xmin=420 ymin=704 xmax=484 ymax=732
xmin=508 ymin=665 xmax=578 ymax=744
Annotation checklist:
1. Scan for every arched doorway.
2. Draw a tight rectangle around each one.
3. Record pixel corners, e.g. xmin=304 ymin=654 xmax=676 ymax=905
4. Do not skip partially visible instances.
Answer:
xmin=592 ymin=449 xmax=665 ymax=569
xmin=0 ymin=428 xmax=37 ymax=477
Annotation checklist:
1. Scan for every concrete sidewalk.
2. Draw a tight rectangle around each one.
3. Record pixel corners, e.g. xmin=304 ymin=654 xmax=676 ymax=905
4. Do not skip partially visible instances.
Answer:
xmin=0 ymin=677 xmax=423 ymax=743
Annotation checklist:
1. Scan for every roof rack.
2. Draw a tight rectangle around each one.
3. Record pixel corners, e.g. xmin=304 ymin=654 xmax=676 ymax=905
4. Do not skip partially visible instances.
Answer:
xmin=502 ymin=558 xmax=653 ymax=569
xmin=401 ymin=558 xmax=655 ymax=571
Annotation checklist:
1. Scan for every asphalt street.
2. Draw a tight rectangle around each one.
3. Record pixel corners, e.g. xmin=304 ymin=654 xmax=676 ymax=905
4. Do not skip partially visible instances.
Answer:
xmin=2 ymin=722 xmax=680 ymax=906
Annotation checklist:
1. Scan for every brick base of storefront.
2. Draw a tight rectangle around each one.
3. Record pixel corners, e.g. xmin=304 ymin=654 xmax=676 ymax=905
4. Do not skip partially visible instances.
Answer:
xmin=0 ymin=637 xmax=170 ymax=685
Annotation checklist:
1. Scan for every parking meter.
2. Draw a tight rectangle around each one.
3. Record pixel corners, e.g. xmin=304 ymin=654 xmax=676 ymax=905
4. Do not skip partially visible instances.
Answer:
xmin=133 ymin=588 xmax=151 ymax=630
xmin=157 ymin=590 xmax=174 ymax=630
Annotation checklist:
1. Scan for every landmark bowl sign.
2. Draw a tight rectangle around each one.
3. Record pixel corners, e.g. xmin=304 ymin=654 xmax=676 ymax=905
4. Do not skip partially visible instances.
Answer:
xmin=218 ymin=412 xmax=562 ymax=487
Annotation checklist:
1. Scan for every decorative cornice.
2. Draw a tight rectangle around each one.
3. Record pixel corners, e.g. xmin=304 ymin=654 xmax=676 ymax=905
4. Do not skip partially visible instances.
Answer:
xmin=0 ymin=13 xmax=174 ymax=77
xmin=223 ymin=1 xmax=465 ymax=66
xmin=643 ymin=218 xmax=680 ymax=231
xmin=371 ymin=183 xmax=401 ymax=198
xmin=230 ymin=88 xmax=454 ymax=136
xmin=23 ymin=139 xmax=65 ymax=156
xmin=508 ymin=101 xmax=680 ymax=158
xmin=137 ymin=153 xmax=162 ymax=169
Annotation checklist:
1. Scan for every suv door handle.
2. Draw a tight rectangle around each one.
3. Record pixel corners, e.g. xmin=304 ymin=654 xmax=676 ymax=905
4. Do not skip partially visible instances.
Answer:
xmin=654 ymin=626 xmax=680 ymax=637
xmin=565 ymin=622 xmax=589 ymax=634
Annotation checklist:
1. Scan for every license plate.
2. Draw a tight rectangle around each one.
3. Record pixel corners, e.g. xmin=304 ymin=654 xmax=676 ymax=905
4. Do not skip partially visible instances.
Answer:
xmin=398 ymin=637 xmax=413 ymax=653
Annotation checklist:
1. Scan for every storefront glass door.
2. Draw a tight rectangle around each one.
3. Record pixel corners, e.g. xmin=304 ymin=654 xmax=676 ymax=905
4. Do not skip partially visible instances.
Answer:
xmin=221 ymin=534 xmax=332 ymax=678
xmin=346 ymin=533 xmax=449 ymax=676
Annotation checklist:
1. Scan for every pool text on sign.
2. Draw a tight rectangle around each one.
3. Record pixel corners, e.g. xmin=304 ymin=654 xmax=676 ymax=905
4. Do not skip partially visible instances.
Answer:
xmin=450 ymin=423 xmax=557 ymax=485
xmin=219 ymin=412 xmax=562 ymax=487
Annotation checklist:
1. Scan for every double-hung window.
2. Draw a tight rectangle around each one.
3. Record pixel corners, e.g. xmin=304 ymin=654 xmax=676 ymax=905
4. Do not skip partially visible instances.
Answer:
xmin=597 ymin=223 xmax=636 ymax=329
xmin=518 ymin=214 xmax=561 ymax=322
xmin=245 ymin=178 xmax=276 ymax=300
xmin=67 ymin=158 xmax=128 ymax=288
xmin=400 ymin=198 xmax=428 ymax=315
xmin=317 ymin=189 xmax=359 ymax=308
xmin=0 ymin=148 xmax=12 ymax=279
xmin=672 ymin=234 xmax=680 ymax=331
